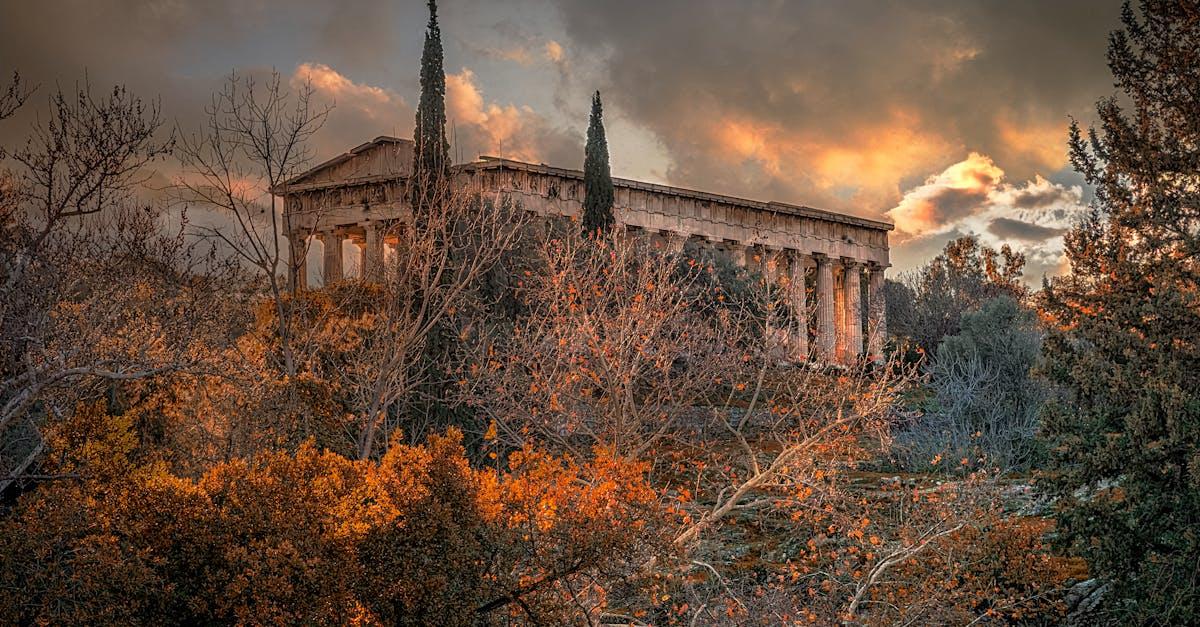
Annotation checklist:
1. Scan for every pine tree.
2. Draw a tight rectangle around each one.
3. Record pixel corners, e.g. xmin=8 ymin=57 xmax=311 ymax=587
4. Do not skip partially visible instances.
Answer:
xmin=581 ymin=91 xmax=615 ymax=236
xmin=1040 ymin=1 xmax=1200 ymax=621
xmin=412 ymin=0 xmax=450 ymax=211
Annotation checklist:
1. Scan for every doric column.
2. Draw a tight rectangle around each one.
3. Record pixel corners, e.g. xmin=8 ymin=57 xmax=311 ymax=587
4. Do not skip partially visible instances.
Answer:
xmin=362 ymin=222 xmax=383 ymax=281
xmin=648 ymin=230 xmax=671 ymax=252
xmin=288 ymin=231 xmax=308 ymax=291
xmin=867 ymin=264 xmax=888 ymax=363
xmin=789 ymin=252 xmax=809 ymax=361
xmin=843 ymin=259 xmax=863 ymax=362
xmin=352 ymin=241 xmax=365 ymax=277
xmin=726 ymin=242 xmax=747 ymax=268
xmin=834 ymin=266 xmax=846 ymax=361
xmin=746 ymin=245 xmax=762 ymax=270
xmin=814 ymin=254 xmax=837 ymax=361
xmin=319 ymin=231 xmax=343 ymax=286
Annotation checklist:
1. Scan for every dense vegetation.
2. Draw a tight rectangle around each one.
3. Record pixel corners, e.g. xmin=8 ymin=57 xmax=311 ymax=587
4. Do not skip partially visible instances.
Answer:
xmin=1040 ymin=0 xmax=1200 ymax=621
xmin=0 ymin=1 xmax=1196 ymax=624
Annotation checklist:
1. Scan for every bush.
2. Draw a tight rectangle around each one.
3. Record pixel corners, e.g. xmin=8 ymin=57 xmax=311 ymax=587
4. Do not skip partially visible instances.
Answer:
xmin=893 ymin=296 xmax=1048 ymax=472
xmin=0 ymin=412 xmax=663 ymax=625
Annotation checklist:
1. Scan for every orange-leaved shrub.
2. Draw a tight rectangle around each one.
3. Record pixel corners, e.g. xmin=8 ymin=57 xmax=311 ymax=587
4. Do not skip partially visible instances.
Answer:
xmin=0 ymin=405 xmax=664 ymax=625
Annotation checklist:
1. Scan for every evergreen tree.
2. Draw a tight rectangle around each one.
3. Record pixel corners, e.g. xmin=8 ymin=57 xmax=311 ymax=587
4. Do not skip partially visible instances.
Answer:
xmin=581 ymin=91 xmax=615 ymax=235
xmin=412 ymin=0 xmax=450 ymax=211
xmin=1040 ymin=1 xmax=1200 ymax=621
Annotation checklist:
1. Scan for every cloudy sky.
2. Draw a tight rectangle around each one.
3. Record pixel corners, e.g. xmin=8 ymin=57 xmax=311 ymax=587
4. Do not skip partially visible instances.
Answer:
xmin=1 ymin=0 xmax=1124 ymax=278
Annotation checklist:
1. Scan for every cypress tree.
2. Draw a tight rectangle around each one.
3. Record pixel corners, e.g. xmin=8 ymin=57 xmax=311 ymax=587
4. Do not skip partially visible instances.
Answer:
xmin=412 ymin=0 xmax=450 ymax=210
xmin=1040 ymin=1 xmax=1200 ymax=621
xmin=581 ymin=91 xmax=615 ymax=236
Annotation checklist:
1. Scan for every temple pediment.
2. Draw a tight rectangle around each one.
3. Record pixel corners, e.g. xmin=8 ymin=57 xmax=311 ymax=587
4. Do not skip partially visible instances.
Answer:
xmin=282 ymin=136 xmax=414 ymax=192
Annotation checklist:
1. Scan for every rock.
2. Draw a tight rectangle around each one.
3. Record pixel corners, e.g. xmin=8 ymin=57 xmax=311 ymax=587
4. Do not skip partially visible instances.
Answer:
xmin=1065 ymin=578 xmax=1108 ymax=625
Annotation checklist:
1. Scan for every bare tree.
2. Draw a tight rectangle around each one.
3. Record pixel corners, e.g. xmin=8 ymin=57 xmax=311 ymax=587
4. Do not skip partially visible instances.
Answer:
xmin=349 ymin=176 xmax=529 ymax=459
xmin=0 ymin=77 xmax=239 ymax=493
xmin=175 ymin=70 xmax=329 ymax=377
xmin=465 ymin=231 xmax=743 ymax=461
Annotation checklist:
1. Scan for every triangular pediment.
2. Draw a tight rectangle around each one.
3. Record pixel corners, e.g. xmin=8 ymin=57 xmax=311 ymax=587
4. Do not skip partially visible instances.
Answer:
xmin=285 ymin=136 xmax=414 ymax=190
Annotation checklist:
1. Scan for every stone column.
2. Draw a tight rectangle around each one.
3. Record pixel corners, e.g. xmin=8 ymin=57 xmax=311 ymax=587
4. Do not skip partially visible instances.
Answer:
xmin=843 ymin=259 xmax=863 ymax=362
xmin=789 ymin=252 xmax=809 ymax=361
xmin=288 ymin=232 xmax=308 ymax=291
xmin=834 ymin=267 xmax=846 ymax=361
xmin=745 ymin=245 xmax=762 ymax=270
xmin=867 ymin=264 xmax=888 ymax=363
xmin=649 ymin=230 xmax=669 ymax=252
xmin=814 ymin=254 xmax=837 ymax=361
xmin=352 ymin=241 xmax=365 ymax=277
xmin=362 ymin=222 xmax=383 ymax=281
xmin=761 ymin=248 xmax=788 ymax=360
xmin=726 ymin=242 xmax=747 ymax=268
xmin=319 ymin=231 xmax=343 ymax=286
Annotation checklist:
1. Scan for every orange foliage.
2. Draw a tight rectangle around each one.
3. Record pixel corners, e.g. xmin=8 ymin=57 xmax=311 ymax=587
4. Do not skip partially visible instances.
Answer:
xmin=0 ymin=410 xmax=663 ymax=625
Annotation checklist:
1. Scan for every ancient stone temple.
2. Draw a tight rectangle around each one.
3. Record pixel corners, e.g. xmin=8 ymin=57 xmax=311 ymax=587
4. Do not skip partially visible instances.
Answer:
xmin=277 ymin=136 xmax=893 ymax=364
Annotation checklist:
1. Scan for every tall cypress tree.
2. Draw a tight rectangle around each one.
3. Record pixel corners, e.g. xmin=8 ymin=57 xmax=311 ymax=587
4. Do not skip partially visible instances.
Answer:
xmin=581 ymin=91 xmax=615 ymax=236
xmin=1040 ymin=1 xmax=1200 ymax=621
xmin=412 ymin=0 xmax=450 ymax=210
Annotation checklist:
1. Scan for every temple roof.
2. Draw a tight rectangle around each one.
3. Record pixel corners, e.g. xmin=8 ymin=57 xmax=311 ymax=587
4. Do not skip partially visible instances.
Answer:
xmin=278 ymin=136 xmax=894 ymax=232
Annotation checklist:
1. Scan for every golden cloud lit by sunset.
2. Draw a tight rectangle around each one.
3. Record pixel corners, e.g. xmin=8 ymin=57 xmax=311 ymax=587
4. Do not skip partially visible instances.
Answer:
xmin=889 ymin=152 xmax=1004 ymax=237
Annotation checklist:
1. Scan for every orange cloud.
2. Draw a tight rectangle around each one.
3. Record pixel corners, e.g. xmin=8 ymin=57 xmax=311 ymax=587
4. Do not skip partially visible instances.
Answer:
xmin=997 ymin=114 xmax=1069 ymax=172
xmin=544 ymin=40 xmax=565 ymax=63
xmin=445 ymin=68 xmax=561 ymax=162
xmin=810 ymin=111 xmax=954 ymax=205
xmin=886 ymin=152 xmax=1087 ymax=278
xmin=294 ymin=62 xmax=403 ymax=119
xmin=707 ymin=108 xmax=954 ymax=214
xmin=714 ymin=117 xmax=784 ymax=175
xmin=888 ymin=152 xmax=1003 ymax=236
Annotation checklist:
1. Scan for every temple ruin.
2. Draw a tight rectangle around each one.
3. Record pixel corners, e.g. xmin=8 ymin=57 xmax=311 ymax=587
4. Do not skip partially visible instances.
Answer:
xmin=277 ymin=136 xmax=893 ymax=364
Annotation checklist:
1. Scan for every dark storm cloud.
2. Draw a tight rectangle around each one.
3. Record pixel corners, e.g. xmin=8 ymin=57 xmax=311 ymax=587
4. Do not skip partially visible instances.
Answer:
xmin=0 ymin=1 xmax=419 ymax=151
xmin=925 ymin=187 xmax=992 ymax=223
xmin=552 ymin=0 xmax=1120 ymax=215
xmin=1010 ymin=184 xmax=1078 ymax=209
xmin=1 ymin=0 xmax=1120 ymax=277
xmin=987 ymin=217 xmax=1068 ymax=242
xmin=0 ymin=1 xmax=580 ymax=169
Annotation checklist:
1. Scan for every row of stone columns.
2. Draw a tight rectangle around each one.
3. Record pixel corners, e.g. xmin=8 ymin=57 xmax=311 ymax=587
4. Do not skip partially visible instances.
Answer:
xmin=611 ymin=232 xmax=887 ymax=365
xmin=290 ymin=223 xmax=390 ymax=288
xmin=289 ymin=225 xmax=887 ymax=364
xmin=750 ymin=248 xmax=886 ymax=365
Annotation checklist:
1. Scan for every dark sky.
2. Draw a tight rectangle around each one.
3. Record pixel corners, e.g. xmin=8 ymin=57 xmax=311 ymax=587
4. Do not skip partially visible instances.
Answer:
xmin=0 ymin=0 xmax=1125 ymax=277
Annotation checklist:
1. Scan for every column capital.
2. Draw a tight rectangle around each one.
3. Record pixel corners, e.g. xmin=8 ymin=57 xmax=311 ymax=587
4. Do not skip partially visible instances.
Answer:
xmin=841 ymin=257 xmax=863 ymax=269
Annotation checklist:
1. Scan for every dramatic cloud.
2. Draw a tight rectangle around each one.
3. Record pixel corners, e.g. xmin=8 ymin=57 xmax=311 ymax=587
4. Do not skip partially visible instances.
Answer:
xmin=987 ymin=217 xmax=1068 ymax=242
xmin=445 ymin=68 xmax=579 ymax=164
xmin=1 ymin=0 xmax=1123 ymax=277
xmin=887 ymin=154 xmax=1088 ymax=280
xmin=552 ymin=0 xmax=1118 ymax=230
xmin=293 ymin=63 xmax=411 ymax=157
xmin=887 ymin=152 xmax=1003 ymax=236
